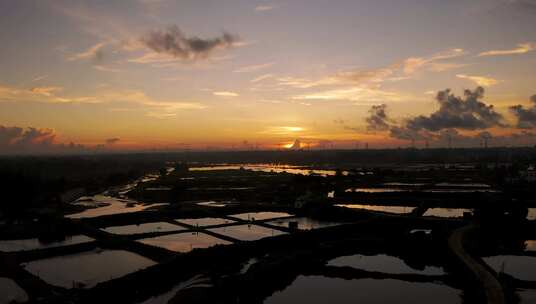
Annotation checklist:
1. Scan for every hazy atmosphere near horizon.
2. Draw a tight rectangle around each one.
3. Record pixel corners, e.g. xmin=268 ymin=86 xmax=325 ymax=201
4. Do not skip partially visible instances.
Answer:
xmin=1 ymin=0 xmax=536 ymax=153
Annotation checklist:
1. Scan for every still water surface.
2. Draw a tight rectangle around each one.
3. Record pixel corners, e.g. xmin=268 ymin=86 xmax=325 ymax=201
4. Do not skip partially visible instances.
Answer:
xmin=139 ymin=232 xmax=231 ymax=252
xmin=424 ymin=208 xmax=472 ymax=218
xmin=67 ymin=195 xmax=167 ymax=219
xmin=208 ymin=224 xmax=287 ymax=241
xmin=102 ymin=222 xmax=184 ymax=235
xmin=484 ymin=255 xmax=536 ymax=281
xmin=0 ymin=235 xmax=94 ymax=252
xmin=22 ymin=249 xmax=155 ymax=288
xmin=264 ymin=276 xmax=460 ymax=304
xmin=229 ymin=212 xmax=293 ymax=221
xmin=0 ymin=277 xmax=28 ymax=304
xmin=267 ymin=217 xmax=344 ymax=230
xmin=176 ymin=217 xmax=234 ymax=227
xmin=335 ymin=204 xmax=415 ymax=214
xmin=328 ymin=254 xmax=444 ymax=275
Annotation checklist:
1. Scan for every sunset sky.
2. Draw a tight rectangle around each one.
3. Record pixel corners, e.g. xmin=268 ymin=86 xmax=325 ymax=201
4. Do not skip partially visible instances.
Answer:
xmin=1 ymin=0 xmax=536 ymax=153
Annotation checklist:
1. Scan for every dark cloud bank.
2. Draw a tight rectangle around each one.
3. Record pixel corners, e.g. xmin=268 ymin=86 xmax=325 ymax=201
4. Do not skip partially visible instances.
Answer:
xmin=141 ymin=25 xmax=239 ymax=60
xmin=0 ymin=126 xmax=121 ymax=155
xmin=363 ymin=87 xmax=536 ymax=147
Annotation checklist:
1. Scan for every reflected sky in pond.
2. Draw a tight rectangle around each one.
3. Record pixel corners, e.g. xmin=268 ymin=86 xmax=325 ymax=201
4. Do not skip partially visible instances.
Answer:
xmin=139 ymin=232 xmax=231 ymax=252
xmin=484 ymin=255 xmax=536 ymax=281
xmin=22 ymin=249 xmax=155 ymax=288
xmin=525 ymin=240 xmax=536 ymax=252
xmin=335 ymin=204 xmax=415 ymax=214
xmin=0 ymin=277 xmax=28 ymax=303
xmin=0 ymin=235 xmax=94 ymax=252
xmin=229 ymin=212 xmax=293 ymax=221
xmin=66 ymin=195 xmax=167 ymax=219
xmin=519 ymin=289 xmax=536 ymax=304
xmin=176 ymin=217 xmax=234 ymax=227
xmin=424 ymin=208 xmax=471 ymax=218
xmin=208 ymin=224 xmax=287 ymax=241
xmin=189 ymin=164 xmax=342 ymax=177
xmin=528 ymin=209 xmax=536 ymax=221
xmin=267 ymin=217 xmax=344 ymax=230
xmin=328 ymin=254 xmax=444 ymax=275
xmin=264 ymin=276 xmax=460 ymax=304
xmin=102 ymin=222 xmax=184 ymax=235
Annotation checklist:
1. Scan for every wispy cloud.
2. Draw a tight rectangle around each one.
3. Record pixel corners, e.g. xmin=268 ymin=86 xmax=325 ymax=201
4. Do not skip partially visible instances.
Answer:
xmin=30 ymin=86 xmax=63 ymax=97
xmin=67 ymin=42 xmax=106 ymax=62
xmin=402 ymin=48 xmax=465 ymax=74
xmin=213 ymin=91 xmax=239 ymax=97
xmin=93 ymin=65 xmax=122 ymax=73
xmin=456 ymin=74 xmax=500 ymax=87
xmin=478 ymin=42 xmax=536 ymax=57
xmin=277 ymin=48 xmax=465 ymax=90
xmin=255 ymin=5 xmax=277 ymax=12
xmin=0 ymin=84 xmax=205 ymax=118
xmin=233 ymin=62 xmax=274 ymax=73
xmin=260 ymin=126 xmax=305 ymax=135
xmin=251 ymin=73 xmax=275 ymax=83
xmin=292 ymin=87 xmax=407 ymax=104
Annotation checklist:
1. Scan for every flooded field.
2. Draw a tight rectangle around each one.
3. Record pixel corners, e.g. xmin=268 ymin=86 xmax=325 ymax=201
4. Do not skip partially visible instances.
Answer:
xmin=138 ymin=232 xmax=232 ymax=252
xmin=189 ymin=164 xmax=344 ymax=177
xmin=528 ymin=209 xmax=536 ymax=220
xmin=264 ymin=276 xmax=460 ymax=304
xmin=67 ymin=195 xmax=167 ymax=219
xmin=208 ymin=224 xmax=287 ymax=241
xmin=176 ymin=217 xmax=234 ymax=227
xmin=345 ymin=188 xmax=408 ymax=193
xmin=0 ymin=235 xmax=94 ymax=252
xmin=141 ymin=275 xmax=211 ymax=304
xmin=519 ymin=289 xmax=536 ymax=304
xmin=423 ymin=208 xmax=472 ymax=218
xmin=22 ymin=249 xmax=155 ymax=288
xmin=101 ymin=222 xmax=184 ymax=235
xmin=0 ymin=277 xmax=28 ymax=303
xmin=328 ymin=254 xmax=444 ymax=275
xmin=484 ymin=255 xmax=536 ymax=281
xmin=196 ymin=201 xmax=231 ymax=208
xmin=335 ymin=204 xmax=415 ymax=214
xmin=229 ymin=212 xmax=293 ymax=221
xmin=267 ymin=217 xmax=344 ymax=230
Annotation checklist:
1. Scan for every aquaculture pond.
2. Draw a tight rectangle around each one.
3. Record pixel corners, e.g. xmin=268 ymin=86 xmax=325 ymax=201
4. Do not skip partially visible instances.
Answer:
xmin=423 ymin=208 xmax=472 ymax=218
xmin=141 ymin=275 xmax=211 ymax=304
xmin=176 ymin=217 xmax=235 ymax=227
xmin=66 ymin=195 xmax=167 ymax=219
xmin=266 ymin=217 xmax=344 ymax=230
xmin=0 ymin=235 xmax=94 ymax=252
xmin=21 ymin=249 xmax=155 ymax=288
xmin=335 ymin=204 xmax=415 ymax=215
xmin=264 ymin=276 xmax=461 ymax=304
xmin=138 ymin=232 xmax=232 ymax=252
xmin=0 ymin=277 xmax=28 ymax=304
xmin=483 ymin=255 xmax=536 ymax=281
xmin=327 ymin=254 xmax=444 ymax=275
xmin=208 ymin=224 xmax=287 ymax=241
xmin=189 ymin=164 xmax=345 ymax=177
xmin=101 ymin=222 xmax=184 ymax=235
xmin=196 ymin=201 xmax=231 ymax=208
xmin=525 ymin=240 xmax=536 ymax=252
xmin=229 ymin=212 xmax=293 ymax=221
